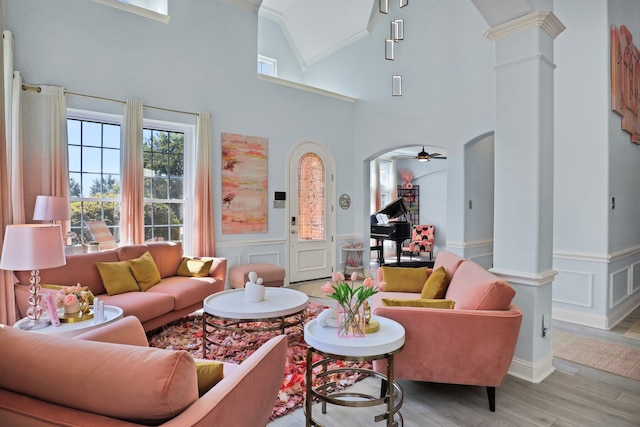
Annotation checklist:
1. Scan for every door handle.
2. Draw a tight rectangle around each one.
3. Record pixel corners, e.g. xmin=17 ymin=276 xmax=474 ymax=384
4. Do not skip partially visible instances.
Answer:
xmin=291 ymin=229 xmax=297 ymax=234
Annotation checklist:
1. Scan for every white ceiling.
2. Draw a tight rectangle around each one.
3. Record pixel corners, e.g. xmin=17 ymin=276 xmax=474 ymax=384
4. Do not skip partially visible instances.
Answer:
xmin=259 ymin=0 xmax=377 ymax=67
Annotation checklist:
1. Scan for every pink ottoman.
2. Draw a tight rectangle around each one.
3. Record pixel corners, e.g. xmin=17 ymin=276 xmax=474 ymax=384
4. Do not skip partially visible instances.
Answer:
xmin=229 ymin=263 xmax=285 ymax=288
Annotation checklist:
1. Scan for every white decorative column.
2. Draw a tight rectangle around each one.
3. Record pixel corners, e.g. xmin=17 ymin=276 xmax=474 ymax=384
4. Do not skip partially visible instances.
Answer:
xmin=485 ymin=11 xmax=565 ymax=383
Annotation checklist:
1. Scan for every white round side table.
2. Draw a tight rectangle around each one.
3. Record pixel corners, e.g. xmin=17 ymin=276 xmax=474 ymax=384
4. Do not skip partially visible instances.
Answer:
xmin=304 ymin=315 xmax=405 ymax=427
xmin=13 ymin=305 xmax=124 ymax=338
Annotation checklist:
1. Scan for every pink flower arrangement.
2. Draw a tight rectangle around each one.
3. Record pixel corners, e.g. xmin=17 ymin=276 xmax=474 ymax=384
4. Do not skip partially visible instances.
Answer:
xmin=55 ymin=283 xmax=92 ymax=309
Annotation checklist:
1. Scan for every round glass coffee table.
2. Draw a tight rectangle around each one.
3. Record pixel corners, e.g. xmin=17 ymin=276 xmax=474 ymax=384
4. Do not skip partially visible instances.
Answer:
xmin=202 ymin=287 xmax=309 ymax=358
xmin=304 ymin=315 xmax=405 ymax=427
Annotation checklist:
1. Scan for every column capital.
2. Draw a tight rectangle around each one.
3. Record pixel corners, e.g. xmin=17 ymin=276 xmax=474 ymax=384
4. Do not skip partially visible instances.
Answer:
xmin=484 ymin=10 xmax=565 ymax=41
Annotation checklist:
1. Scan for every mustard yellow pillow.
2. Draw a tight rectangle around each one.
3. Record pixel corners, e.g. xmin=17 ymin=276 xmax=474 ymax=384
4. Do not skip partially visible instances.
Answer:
xmin=420 ymin=266 xmax=450 ymax=299
xmin=95 ymin=261 xmax=140 ymax=296
xmin=381 ymin=266 xmax=430 ymax=292
xmin=381 ymin=298 xmax=456 ymax=309
xmin=195 ymin=361 xmax=224 ymax=396
xmin=177 ymin=258 xmax=213 ymax=277
xmin=129 ymin=251 xmax=162 ymax=291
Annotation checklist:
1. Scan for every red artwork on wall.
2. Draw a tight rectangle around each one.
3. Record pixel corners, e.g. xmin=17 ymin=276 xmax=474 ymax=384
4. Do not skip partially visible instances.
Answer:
xmin=611 ymin=25 xmax=640 ymax=144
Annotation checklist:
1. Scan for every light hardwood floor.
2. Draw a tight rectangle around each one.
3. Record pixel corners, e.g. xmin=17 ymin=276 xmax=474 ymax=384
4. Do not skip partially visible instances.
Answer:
xmin=268 ymin=303 xmax=640 ymax=427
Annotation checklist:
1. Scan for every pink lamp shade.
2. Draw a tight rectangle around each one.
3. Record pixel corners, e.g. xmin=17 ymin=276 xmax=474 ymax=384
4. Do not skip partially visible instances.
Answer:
xmin=33 ymin=195 xmax=70 ymax=221
xmin=0 ymin=224 xmax=66 ymax=271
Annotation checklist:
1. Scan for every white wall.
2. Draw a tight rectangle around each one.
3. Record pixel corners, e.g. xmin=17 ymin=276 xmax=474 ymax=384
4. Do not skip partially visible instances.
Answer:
xmin=553 ymin=0 xmax=640 ymax=328
xmin=3 ymin=0 xmax=357 ymax=275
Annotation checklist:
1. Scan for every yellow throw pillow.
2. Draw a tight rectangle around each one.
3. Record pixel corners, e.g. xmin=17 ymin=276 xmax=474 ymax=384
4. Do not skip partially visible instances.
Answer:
xmin=381 ymin=266 xmax=430 ymax=292
xmin=195 ymin=361 xmax=224 ymax=396
xmin=381 ymin=298 xmax=456 ymax=309
xmin=420 ymin=266 xmax=450 ymax=299
xmin=177 ymin=258 xmax=213 ymax=277
xmin=129 ymin=251 xmax=162 ymax=291
xmin=96 ymin=261 xmax=140 ymax=296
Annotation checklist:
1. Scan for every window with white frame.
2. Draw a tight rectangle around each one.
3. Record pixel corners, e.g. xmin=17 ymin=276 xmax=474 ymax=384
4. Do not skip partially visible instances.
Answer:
xmin=67 ymin=112 xmax=123 ymax=244
xmin=67 ymin=109 xmax=193 ymax=249
xmin=258 ymin=55 xmax=278 ymax=77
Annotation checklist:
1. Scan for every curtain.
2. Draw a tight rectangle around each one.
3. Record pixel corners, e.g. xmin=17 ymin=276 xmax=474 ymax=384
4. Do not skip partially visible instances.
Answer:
xmin=21 ymin=85 xmax=68 ymax=229
xmin=193 ymin=111 xmax=215 ymax=256
xmin=0 ymin=30 xmax=22 ymax=325
xmin=120 ymin=98 xmax=144 ymax=245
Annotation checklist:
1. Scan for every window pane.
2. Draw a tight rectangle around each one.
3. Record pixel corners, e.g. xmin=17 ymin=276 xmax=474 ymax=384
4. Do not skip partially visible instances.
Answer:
xmin=152 ymin=177 xmax=168 ymax=199
xmin=169 ymin=177 xmax=183 ymax=199
xmin=68 ymin=120 xmax=81 ymax=145
xmin=168 ymin=154 xmax=183 ymax=176
xmin=82 ymin=147 xmax=102 ymax=174
xmin=83 ymin=172 xmax=101 ymax=197
xmin=68 ymin=145 xmax=81 ymax=172
xmin=298 ymin=153 xmax=325 ymax=240
xmin=103 ymin=148 xmax=120 ymax=174
xmin=103 ymin=124 xmax=120 ymax=148
xmin=82 ymin=121 xmax=102 ymax=147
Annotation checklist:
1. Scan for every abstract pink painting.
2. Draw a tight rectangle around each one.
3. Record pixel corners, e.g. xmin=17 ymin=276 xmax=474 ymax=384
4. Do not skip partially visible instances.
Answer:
xmin=221 ymin=133 xmax=268 ymax=234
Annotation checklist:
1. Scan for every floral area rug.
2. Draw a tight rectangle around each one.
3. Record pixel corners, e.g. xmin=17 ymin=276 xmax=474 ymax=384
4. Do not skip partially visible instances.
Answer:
xmin=147 ymin=302 xmax=372 ymax=420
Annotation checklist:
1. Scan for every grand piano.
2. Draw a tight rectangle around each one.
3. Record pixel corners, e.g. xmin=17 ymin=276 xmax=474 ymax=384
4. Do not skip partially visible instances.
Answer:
xmin=370 ymin=197 xmax=412 ymax=265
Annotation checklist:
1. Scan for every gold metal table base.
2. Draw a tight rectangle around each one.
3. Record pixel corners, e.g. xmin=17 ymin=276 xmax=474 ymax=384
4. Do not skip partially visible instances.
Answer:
xmin=202 ymin=310 xmax=306 ymax=358
xmin=304 ymin=346 xmax=404 ymax=427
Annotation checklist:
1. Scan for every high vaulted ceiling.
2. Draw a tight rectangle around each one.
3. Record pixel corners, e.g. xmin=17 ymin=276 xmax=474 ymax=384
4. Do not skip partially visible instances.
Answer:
xmin=259 ymin=0 xmax=377 ymax=68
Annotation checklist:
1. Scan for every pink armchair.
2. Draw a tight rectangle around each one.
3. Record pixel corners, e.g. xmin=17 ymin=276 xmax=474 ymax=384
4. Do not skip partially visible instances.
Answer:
xmin=371 ymin=251 xmax=522 ymax=411
xmin=401 ymin=224 xmax=435 ymax=260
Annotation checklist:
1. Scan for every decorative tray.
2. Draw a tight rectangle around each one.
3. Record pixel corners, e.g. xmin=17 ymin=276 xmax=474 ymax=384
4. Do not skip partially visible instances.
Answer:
xmin=59 ymin=309 xmax=94 ymax=323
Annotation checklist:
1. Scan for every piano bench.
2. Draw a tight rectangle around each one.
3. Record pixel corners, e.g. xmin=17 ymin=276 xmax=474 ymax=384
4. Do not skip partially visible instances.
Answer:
xmin=229 ymin=263 xmax=285 ymax=288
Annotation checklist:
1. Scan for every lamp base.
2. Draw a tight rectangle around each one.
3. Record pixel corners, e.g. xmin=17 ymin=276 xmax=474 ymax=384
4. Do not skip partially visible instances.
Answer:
xmin=17 ymin=318 xmax=51 ymax=330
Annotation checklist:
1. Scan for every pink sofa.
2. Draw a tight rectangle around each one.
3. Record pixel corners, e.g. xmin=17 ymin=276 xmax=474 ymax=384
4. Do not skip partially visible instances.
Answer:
xmin=370 ymin=251 xmax=522 ymax=411
xmin=13 ymin=242 xmax=227 ymax=331
xmin=0 ymin=316 xmax=286 ymax=426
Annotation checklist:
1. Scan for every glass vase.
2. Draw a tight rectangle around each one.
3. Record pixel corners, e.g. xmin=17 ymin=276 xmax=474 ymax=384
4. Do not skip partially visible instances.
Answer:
xmin=337 ymin=300 xmax=366 ymax=337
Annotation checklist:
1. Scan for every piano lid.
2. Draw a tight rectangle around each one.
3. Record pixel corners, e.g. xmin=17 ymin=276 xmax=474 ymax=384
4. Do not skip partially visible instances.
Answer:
xmin=373 ymin=197 xmax=408 ymax=221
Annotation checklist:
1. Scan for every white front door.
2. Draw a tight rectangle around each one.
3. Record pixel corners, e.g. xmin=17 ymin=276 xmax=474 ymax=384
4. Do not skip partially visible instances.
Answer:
xmin=287 ymin=141 xmax=335 ymax=283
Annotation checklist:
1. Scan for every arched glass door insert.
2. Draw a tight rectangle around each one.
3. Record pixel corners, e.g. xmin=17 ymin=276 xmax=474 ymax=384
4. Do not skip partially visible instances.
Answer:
xmin=298 ymin=153 xmax=325 ymax=241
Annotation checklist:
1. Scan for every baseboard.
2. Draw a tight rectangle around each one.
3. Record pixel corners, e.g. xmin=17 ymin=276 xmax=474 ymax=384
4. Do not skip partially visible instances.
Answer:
xmin=508 ymin=353 xmax=555 ymax=384
xmin=552 ymin=307 xmax=609 ymax=330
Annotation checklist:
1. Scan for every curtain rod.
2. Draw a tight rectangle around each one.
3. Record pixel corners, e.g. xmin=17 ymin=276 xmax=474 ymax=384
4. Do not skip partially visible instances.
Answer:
xmin=21 ymin=84 xmax=198 ymax=117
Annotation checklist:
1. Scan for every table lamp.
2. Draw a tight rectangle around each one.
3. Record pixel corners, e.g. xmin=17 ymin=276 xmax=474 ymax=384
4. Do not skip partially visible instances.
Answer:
xmin=33 ymin=195 xmax=70 ymax=223
xmin=0 ymin=224 xmax=66 ymax=329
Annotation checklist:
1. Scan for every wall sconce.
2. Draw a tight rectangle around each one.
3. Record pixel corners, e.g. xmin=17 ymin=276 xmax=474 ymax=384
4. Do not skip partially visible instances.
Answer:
xmin=379 ymin=0 xmax=389 ymax=14
xmin=391 ymin=19 xmax=404 ymax=41
xmin=385 ymin=39 xmax=395 ymax=60
xmin=392 ymin=75 xmax=402 ymax=96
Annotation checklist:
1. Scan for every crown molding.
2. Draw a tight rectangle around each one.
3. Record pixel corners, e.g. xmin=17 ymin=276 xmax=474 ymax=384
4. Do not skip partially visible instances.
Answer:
xmin=484 ymin=10 xmax=565 ymax=41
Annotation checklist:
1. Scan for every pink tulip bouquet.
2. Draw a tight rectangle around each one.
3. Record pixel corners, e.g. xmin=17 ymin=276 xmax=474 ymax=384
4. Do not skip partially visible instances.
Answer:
xmin=321 ymin=272 xmax=384 ymax=336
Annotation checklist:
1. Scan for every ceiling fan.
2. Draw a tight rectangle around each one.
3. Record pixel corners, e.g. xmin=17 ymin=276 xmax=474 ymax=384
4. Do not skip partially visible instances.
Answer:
xmin=391 ymin=146 xmax=447 ymax=162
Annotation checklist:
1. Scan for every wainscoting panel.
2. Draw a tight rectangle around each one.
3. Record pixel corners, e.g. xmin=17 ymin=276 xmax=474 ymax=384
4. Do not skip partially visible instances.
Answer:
xmin=248 ymin=252 xmax=281 ymax=266
xmin=610 ymin=267 xmax=630 ymax=308
xmin=552 ymin=269 xmax=593 ymax=308
xmin=633 ymin=261 xmax=640 ymax=293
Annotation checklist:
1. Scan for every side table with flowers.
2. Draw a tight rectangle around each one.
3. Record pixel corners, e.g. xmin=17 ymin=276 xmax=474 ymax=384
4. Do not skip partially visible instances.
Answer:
xmin=321 ymin=272 xmax=384 ymax=337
